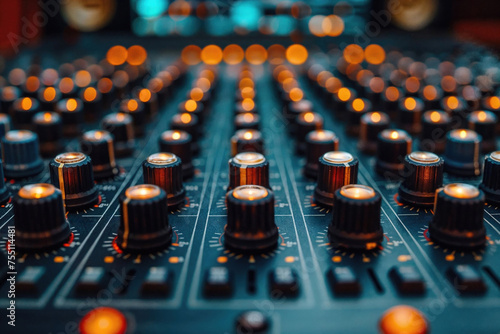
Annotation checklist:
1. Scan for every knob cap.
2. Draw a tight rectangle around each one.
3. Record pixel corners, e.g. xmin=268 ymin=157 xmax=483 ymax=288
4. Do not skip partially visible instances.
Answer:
xmin=375 ymin=129 xmax=412 ymax=178
xmin=14 ymin=183 xmax=71 ymax=250
xmin=1 ymin=130 xmax=44 ymax=179
xmin=304 ymin=130 xmax=339 ymax=179
xmin=328 ymin=184 xmax=383 ymax=250
xmin=398 ymin=151 xmax=444 ymax=207
xmin=468 ymin=110 xmax=497 ymax=153
xmin=225 ymin=185 xmax=278 ymax=253
xmin=81 ymin=130 xmax=120 ymax=180
xmin=231 ymin=129 xmax=264 ymax=156
xmin=419 ymin=111 xmax=451 ymax=154
xmin=49 ymin=152 xmax=99 ymax=210
xmin=12 ymin=97 xmax=39 ymax=130
xmin=443 ymin=129 xmax=482 ymax=177
xmin=235 ymin=113 xmax=260 ymax=131
xmin=430 ymin=183 xmax=486 ymax=249
xmin=228 ymin=152 xmax=269 ymax=191
xmin=0 ymin=161 xmax=10 ymax=204
xmin=159 ymin=130 xmax=194 ymax=179
xmin=314 ymin=151 xmax=358 ymax=207
xmin=120 ymin=98 xmax=146 ymax=137
xmin=101 ymin=113 xmax=135 ymax=157
xmin=480 ymin=151 xmax=500 ymax=205
xmin=142 ymin=153 xmax=186 ymax=208
xmin=117 ymin=184 xmax=172 ymax=252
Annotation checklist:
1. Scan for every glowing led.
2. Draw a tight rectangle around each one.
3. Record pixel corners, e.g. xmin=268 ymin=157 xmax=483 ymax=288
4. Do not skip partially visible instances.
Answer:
xmin=126 ymin=184 xmax=161 ymax=200
xmin=19 ymin=184 xmax=55 ymax=199
xmin=443 ymin=183 xmax=479 ymax=199
xmin=21 ymin=98 xmax=33 ymax=110
xmin=233 ymin=152 xmax=265 ymax=165
xmin=138 ymin=89 xmax=151 ymax=102
xmin=79 ymin=307 xmax=127 ymax=334
xmin=323 ymin=151 xmax=353 ymax=164
xmin=340 ymin=184 xmax=375 ymax=200
xmin=241 ymin=98 xmax=255 ymax=111
xmin=409 ymin=152 xmax=439 ymax=164
xmin=404 ymin=97 xmax=417 ymax=111
xmin=84 ymin=87 xmax=97 ymax=102
xmin=147 ymin=153 xmax=177 ymax=165
xmin=233 ymin=185 xmax=268 ymax=201
xmin=55 ymin=152 xmax=86 ymax=164
xmin=352 ymin=98 xmax=365 ymax=112
xmin=337 ymin=88 xmax=351 ymax=102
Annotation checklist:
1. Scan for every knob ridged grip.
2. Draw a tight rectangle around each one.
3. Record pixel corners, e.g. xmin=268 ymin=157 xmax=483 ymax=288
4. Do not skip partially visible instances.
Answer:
xmin=398 ymin=152 xmax=444 ymax=207
xmin=49 ymin=152 xmax=99 ymax=210
xmin=314 ymin=152 xmax=358 ymax=207
xmin=225 ymin=185 xmax=278 ymax=253
xmin=430 ymin=184 xmax=486 ymax=249
xmin=117 ymin=185 xmax=172 ymax=252
xmin=228 ymin=152 xmax=269 ymax=191
xmin=329 ymin=185 xmax=383 ymax=250
xmin=14 ymin=184 xmax=71 ymax=250
xmin=1 ymin=130 xmax=44 ymax=179
xmin=480 ymin=152 xmax=500 ymax=205
xmin=142 ymin=153 xmax=186 ymax=208
xmin=81 ymin=130 xmax=119 ymax=180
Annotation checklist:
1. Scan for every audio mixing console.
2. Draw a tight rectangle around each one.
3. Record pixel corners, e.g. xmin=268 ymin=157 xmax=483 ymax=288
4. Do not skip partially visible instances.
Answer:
xmin=0 ymin=37 xmax=499 ymax=334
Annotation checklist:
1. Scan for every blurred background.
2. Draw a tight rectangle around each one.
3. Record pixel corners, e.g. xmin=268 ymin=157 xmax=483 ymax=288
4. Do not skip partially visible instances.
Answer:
xmin=1 ymin=0 xmax=499 ymax=56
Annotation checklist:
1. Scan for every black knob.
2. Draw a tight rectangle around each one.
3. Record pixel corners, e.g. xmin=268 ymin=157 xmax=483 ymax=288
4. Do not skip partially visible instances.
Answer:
xmin=419 ymin=111 xmax=451 ymax=154
xmin=443 ymin=129 xmax=482 ymax=177
xmin=116 ymin=184 xmax=172 ymax=253
xmin=1 ymin=130 xmax=44 ymax=179
xmin=57 ymin=98 xmax=84 ymax=137
xmin=468 ymin=111 xmax=497 ymax=153
xmin=0 ymin=161 xmax=10 ymax=204
xmin=14 ymin=183 xmax=71 ymax=250
xmin=142 ymin=153 xmax=186 ymax=208
xmin=81 ymin=130 xmax=120 ymax=180
xmin=0 ymin=113 xmax=11 ymax=138
xmin=398 ymin=152 xmax=444 ymax=207
xmin=225 ymin=185 xmax=278 ymax=253
xmin=397 ymin=97 xmax=424 ymax=135
xmin=295 ymin=112 xmax=323 ymax=154
xmin=228 ymin=152 xmax=269 ymax=191
xmin=0 ymin=86 xmax=21 ymax=113
xmin=81 ymin=87 xmax=103 ymax=122
xmin=479 ymin=151 xmax=500 ymax=205
xmin=231 ymin=129 xmax=264 ymax=156
xmin=375 ymin=129 xmax=412 ymax=178
xmin=304 ymin=130 xmax=339 ymax=179
xmin=358 ymin=112 xmax=390 ymax=155
xmin=314 ymin=151 xmax=358 ymax=207
xmin=328 ymin=184 xmax=383 ymax=250
xmin=120 ymin=98 xmax=146 ymax=137
xmin=102 ymin=112 xmax=135 ymax=157
xmin=430 ymin=183 xmax=486 ymax=249
xmin=33 ymin=112 xmax=63 ymax=157
xmin=346 ymin=98 xmax=371 ymax=136
xmin=12 ymin=97 xmax=39 ymax=130
xmin=159 ymin=130 xmax=194 ymax=179
xmin=49 ymin=152 xmax=99 ymax=210
xmin=38 ymin=86 xmax=61 ymax=111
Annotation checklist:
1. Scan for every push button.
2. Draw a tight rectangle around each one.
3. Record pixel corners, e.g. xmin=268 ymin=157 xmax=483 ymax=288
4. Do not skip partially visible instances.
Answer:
xmin=269 ymin=267 xmax=299 ymax=298
xmin=76 ymin=267 xmax=107 ymax=294
xmin=326 ymin=266 xmax=361 ymax=296
xmin=204 ymin=267 xmax=233 ymax=298
xmin=446 ymin=265 xmax=487 ymax=294
xmin=141 ymin=267 xmax=172 ymax=295
xmin=389 ymin=266 xmax=425 ymax=295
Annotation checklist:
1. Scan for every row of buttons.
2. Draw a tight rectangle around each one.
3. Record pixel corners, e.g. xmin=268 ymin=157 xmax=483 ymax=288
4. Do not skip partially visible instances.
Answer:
xmin=4 ymin=263 xmax=492 ymax=297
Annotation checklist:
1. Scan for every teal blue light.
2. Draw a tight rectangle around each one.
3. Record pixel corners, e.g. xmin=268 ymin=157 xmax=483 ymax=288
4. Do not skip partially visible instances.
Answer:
xmin=136 ymin=0 xmax=168 ymax=19
xmin=230 ymin=2 xmax=261 ymax=31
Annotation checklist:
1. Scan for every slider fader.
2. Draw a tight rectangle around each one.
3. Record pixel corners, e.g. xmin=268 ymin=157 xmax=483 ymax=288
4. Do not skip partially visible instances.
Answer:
xmin=0 ymin=39 xmax=499 ymax=334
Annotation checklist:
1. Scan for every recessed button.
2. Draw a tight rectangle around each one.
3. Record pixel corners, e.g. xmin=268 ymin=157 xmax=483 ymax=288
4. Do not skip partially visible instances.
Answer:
xmin=269 ymin=267 xmax=299 ymax=298
xmin=76 ymin=267 xmax=107 ymax=294
xmin=204 ymin=267 xmax=233 ymax=298
xmin=446 ymin=265 xmax=487 ymax=294
xmin=389 ymin=266 xmax=426 ymax=295
xmin=18 ymin=266 xmax=45 ymax=294
xmin=235 ymin=311 xmax=269 ymax=334
xmin=326 ymin=266 xmax=361 ymax=296
xmin=141 ymin=267 xmax=172 ymax=295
